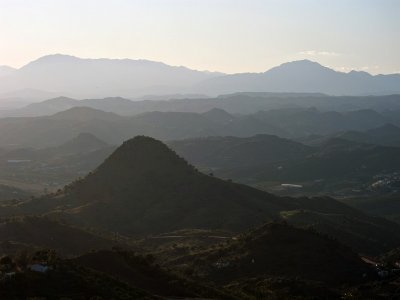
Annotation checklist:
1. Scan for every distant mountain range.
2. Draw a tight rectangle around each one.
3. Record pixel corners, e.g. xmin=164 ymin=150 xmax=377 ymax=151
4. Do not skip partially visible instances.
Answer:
xmin=0 ymin=105 xmax=398 ymax=148
xmin=3 ymin=93 xmax=400 ymax=119
xmin=195 ymin=60 xmax=400 ymax=96
xmin=0 ymin=55 xmax=399 ymax=102
xmin=0 ymin=54 xmax=222 ymax=100
xmin=0 ymin=104 xmax=400 ymax=148
xmin=0 ymin=107 xmax=282 ymax=148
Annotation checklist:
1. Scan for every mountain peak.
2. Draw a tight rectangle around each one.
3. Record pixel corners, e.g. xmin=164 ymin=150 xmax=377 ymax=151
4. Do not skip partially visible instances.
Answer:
xmin=20 ymin=54 xmax=83 ymax=71
xmin=31 ymin=54 xmax=80 ymax=63
xmin=49 ymin=106 xmax=119 ymax=121
xmin=289 ymin=59 xmax=321 ymax=66
xmin=268 ymin=59 xmax=332 ymax=74
xmin=95 ymin=136 xmax=194 ymax=178
xmin=111 ymin=135 xmax=170 ymax=156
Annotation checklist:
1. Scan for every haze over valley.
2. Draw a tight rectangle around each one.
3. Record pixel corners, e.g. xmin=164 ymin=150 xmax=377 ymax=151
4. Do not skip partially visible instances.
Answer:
xmin=1 ymin=0 xmax=400 ymax=299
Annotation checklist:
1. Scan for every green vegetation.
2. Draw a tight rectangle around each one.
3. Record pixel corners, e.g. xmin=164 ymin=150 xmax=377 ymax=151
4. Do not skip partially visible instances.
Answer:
xmin=2 ymin=136 xmax=400 ymax=256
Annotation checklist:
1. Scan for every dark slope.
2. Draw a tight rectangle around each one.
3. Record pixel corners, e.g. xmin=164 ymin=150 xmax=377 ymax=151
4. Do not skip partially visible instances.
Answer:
xmin=0 ymin=248 xmax=237 ymax=299
xmin=73 ymin=249 xmax=236 ymax=299
xmin=0 ymin=216 xmax=118 ymax=256
xmin=171 ymin=222 xmax=370 ymax=285
xmin=0 ymin=255 xmax=154 ymax=299
xmin=279 ymin=208 xmax=400 ymax=255
xmin=343 ymin=195 xmax=400 ymax=225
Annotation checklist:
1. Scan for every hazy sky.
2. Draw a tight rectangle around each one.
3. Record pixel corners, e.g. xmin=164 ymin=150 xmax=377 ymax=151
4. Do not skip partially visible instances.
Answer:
xmin=0 ymin=0 xmax=399 ymax=74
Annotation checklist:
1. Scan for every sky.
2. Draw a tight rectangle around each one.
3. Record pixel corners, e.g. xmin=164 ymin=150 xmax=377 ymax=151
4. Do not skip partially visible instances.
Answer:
xmin=0 ymin=0 xmax=399 ymax=74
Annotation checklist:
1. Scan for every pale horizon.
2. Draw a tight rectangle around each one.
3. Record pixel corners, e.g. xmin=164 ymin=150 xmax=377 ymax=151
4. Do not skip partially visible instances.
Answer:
xmin=0 ymin=0 xmax=399 ymax=75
